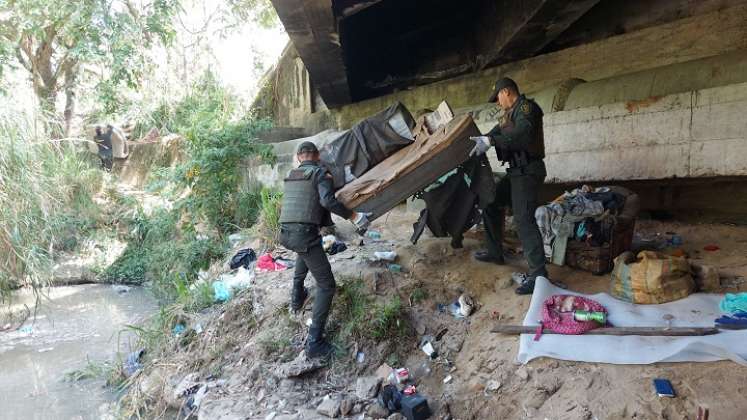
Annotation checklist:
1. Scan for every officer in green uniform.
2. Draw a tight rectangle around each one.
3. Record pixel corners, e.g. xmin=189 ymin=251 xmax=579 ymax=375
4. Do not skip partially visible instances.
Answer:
xmin=279 ymin=141 xmax=370 ymax=358
xmin=469 ymin=77 xmax=549 ymax=295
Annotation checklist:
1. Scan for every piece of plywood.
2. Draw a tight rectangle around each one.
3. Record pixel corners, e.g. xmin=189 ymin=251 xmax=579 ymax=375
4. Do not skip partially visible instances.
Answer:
xmin=335 ymin=114 xmax=480 ymax=220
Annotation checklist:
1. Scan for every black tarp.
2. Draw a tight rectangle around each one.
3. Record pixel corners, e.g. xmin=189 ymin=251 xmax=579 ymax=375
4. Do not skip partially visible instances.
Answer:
xmin=410 ymin=155 xmax=495 ymax=247
xmin=319 ymin=102 xmax=415 ymax=189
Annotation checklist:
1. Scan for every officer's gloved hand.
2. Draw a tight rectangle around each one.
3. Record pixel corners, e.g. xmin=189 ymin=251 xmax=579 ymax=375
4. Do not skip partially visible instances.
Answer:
xmin=351 ymin=211 xmax=372 ymax=233
xmin=469 ymin=136 xmax=492 ymax=157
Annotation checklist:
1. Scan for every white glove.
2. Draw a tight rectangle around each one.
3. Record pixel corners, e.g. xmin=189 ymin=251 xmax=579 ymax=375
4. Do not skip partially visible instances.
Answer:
xmin=469 ymin=136 xmax=492 ymax=156
xmin=352 ymin=212 xmax=372 ymax=230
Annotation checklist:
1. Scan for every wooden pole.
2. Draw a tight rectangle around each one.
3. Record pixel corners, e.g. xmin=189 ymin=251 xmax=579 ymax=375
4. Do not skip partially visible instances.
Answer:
xmin=491 ymin=325 xmax=720 ymax=336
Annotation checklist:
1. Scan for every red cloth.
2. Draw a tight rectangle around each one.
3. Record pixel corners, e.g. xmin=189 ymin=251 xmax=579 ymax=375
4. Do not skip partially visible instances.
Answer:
xmin=541 ymin=294 xmax=607 ymax=335
xmin=257 ymin=253 xmax=286 ymax=271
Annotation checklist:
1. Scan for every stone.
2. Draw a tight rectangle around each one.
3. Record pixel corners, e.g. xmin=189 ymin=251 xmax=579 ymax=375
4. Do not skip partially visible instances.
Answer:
xmin=279 ymin=379 xmax=297 ymax=392
xmin=524 ymin=388 xmax=550 ymax=410
xmin=375 ymin=363 xmax=393 ymax=382
xmin=516 ymin=366 xmax=530 ymax=381
xmin=387 ymin=413 xmax=406 ymax=420
xmin=340 ymin=398 xmax=353 ymax=416
xmin=486 ymin=380 xmax=502 ymax=392
xmin=356 ymin=376 xmax=382 ymax=399
xmin=275 ymin=352 xmax=326 ymax=378
xmin=353 ymin=403 xmax=363 ymax=415
xmin=317 ymin=396 xmax=341 ymax=418
xmin=367 ymin=403 xmax=390 ymax=419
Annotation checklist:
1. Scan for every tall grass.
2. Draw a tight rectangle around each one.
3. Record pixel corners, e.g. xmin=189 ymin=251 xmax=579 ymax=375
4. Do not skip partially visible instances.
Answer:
xmin=0 ymin=108 xmax=102 ymax=301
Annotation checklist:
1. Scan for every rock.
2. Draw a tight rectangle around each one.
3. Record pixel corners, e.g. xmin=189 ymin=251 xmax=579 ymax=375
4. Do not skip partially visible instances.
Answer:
xmin=279 ymin=379 xmax=296 ymax=392
xmin=387 ymin=414 xmax=406 ymax=420
xmin=353 ymin=403 xmax=363 ymax=415
xmin=486 ymin=380 xmax=502 ymax=392
xmin=275 ymin=352 xmax=326 ymax=378
xmin=524 ymin=388 xmax=550 ymax=410
xmin=139 ymin=367 xmax=167 ymax=398
xmin=443 ymin=335 xmax=464 ymax=354
xmin=375 ymin=363 xmax=393 ymax=382
xmin=340 ymin=398 xmax=353 ymax=416
xmin=367 ymin=403 xmax=390 ymax=419
xmin=317 ymin=396 xmax=342 ymax=418
xmin=51 ymin=261 xmax=95 ymax=285
xmin=356 ymin=376 xmax=383 ymax=399
xmin=516 ymin=366 xmax=530 ymax=381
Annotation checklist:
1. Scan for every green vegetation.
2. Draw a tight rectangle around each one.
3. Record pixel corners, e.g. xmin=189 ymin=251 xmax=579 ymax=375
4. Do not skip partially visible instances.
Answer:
xmin=330 ymin=277 xmax=409 ymax=345
xmin=0 ymin=109 xmax=102 ymax=301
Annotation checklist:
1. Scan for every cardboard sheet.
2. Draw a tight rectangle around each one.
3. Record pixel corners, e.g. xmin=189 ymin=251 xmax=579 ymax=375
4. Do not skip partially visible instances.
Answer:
xmin=336 ymin=114 xmax=475 ymax=210
xmin=518 ymin=277 xmax=747 ymax=365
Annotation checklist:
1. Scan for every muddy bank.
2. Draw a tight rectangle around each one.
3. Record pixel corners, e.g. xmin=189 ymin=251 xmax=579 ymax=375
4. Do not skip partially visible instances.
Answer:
xmin=0 ymin=284 xmax=158 ymax=419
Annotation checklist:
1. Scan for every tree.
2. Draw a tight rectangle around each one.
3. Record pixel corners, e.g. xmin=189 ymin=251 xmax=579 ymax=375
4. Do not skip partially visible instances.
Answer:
xmin=0 ymin=0 xmax=179 ymax=136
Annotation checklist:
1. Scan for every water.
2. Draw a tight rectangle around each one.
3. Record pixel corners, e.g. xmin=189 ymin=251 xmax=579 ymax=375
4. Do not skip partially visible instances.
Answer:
xmin=0 ymin=284 xmax=158 ymax=419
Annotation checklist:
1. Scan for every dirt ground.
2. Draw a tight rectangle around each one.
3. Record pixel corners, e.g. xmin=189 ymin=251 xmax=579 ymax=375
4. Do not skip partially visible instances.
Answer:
xmin=131 ymin=206 xmax=747 ymax=420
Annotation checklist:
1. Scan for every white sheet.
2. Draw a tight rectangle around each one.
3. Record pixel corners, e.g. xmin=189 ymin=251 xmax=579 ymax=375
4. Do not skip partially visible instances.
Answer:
xmin=518 ymin=277 xmax=747 ymax=365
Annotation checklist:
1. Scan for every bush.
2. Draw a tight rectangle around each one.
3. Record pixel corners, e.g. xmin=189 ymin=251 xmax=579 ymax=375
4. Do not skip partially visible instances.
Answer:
xmin=0 ymin=108 xmax=102 ymax=300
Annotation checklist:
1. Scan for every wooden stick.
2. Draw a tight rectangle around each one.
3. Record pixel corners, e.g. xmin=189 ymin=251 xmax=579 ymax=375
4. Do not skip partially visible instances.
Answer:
xmin=491 ymin=325 xmax=720 ymax=336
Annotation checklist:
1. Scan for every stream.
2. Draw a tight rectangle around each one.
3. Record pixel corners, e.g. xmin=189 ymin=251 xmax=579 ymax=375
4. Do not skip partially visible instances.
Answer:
xmin=0 ymin=284 xmax=158 ymax=419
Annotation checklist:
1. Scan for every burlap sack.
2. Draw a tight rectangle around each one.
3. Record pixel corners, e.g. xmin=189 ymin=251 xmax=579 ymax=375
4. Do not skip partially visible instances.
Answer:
xmin=610 ymin=250 xmax=695 ymax=304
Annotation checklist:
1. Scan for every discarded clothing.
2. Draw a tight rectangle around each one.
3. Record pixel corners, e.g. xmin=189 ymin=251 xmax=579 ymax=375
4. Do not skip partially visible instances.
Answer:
xmin=123 ymin=348 xmax=146 ymax=377
xmin=411 ymin=155 xmax=495 ymax=247
xmin=230 ymin=248 xmax=256 ymax=270
xmin=535 ymin=186 xmax=616 ymax=258
xmin=720 ymin=293 xmax=747 ymax=314
xmin=213 ymin=281 xmax=231 ymax=302
xmin=715 ymin=312 xmax=747 ymax=329
xmin=257 ymin=253 xmax=288 ymax=271
xmin=327 ymin=241 xmax=347 ymax=255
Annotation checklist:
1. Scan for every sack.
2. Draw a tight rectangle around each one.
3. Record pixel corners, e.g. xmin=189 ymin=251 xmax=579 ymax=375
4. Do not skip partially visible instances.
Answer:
xmin=610 ymin=251 xmax=695 ymax=304
xmin=541 ymin=295 xmax=607 ymax=335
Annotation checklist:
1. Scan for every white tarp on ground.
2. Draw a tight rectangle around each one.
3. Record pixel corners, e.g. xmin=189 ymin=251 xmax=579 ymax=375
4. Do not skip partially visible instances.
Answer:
xmin=518 ymin=277 xmax=747 ymax=365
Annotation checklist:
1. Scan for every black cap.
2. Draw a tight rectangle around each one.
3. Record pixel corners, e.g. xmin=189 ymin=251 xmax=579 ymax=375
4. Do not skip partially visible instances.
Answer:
xmin=488 ymin=77 xmax=519 ymax=103
xmin=296 ymin=141 xmax=319 ymax=154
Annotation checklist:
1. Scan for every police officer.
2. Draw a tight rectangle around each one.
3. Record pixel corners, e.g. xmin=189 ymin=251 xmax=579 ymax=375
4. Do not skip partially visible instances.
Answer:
xmin=279 ymin=141 xmax=370 ymax=358
xmin=469 ymin=77 xmax=549 ymax=295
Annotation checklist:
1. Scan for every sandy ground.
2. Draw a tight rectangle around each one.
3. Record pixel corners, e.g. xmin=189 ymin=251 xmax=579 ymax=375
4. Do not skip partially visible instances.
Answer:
xmin=131 ymin=206 xmax=747 ymax=420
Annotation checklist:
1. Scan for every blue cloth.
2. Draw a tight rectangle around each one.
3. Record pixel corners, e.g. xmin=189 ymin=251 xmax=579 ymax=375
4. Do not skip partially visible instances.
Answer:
xmin=719 ymin=293 xmax=747 ymax=314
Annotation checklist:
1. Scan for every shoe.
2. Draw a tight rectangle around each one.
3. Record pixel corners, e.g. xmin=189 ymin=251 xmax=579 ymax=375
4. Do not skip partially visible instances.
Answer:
xmin=515 ymin=278 xmax=535 ymax=295
xmin=291 ymin=287 xmax=309 ymax=312
xmin=474 ymin=250 xmax=505 ymax=265
xmin=305 ymin=337 xmax=334 ymax=359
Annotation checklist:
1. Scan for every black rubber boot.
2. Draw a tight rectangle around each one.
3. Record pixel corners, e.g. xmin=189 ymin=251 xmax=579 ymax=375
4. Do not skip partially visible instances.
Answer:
xmin=474 ymin=250 xmax=506 ymax=265
xmin=515 ymin=278 xmax=536 ymax=295
xmin=305 ymin=327 xmax=334 ymax=359
xmin=291 ymin=287 xmax=309 ymax=312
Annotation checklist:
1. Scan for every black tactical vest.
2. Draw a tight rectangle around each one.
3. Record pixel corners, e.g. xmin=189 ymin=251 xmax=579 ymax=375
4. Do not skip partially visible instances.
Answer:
xmin=502 ymin=96 xmax=545 ymax=160
xmin=279 ymin=167 xmax=325 ymax=225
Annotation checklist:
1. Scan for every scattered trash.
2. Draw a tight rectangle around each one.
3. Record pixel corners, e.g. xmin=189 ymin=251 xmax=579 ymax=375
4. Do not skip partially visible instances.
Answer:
xmin=366 ymin=230 xmax=382 ymax=240
xmin=322 ymin=235 xmax=337 ymax=251
xmin=356 ymin=351 xmax=366 ymax=364
xmin=228 ymin=232 xmax=247 ymax=247
xmin=378 ymin=384 xmax=402 ymax=413
xmin=439 ymin=294 xmax=474 ymax=319
xmin=388 ymin=367 xmax=409 ymax=384
xmin=403 ymin=385 xmax=417 ymax=395
xmin=220 ymin=266 xmax=255 ymax=292
xmin=374 ymin=251 xmax=398 ymax=262
xmin=186 ymin=384 xmax=208 ymax=410
xmin=193 ymin=323 xmax=204 ymax=334
xmin=703 ymin=244 xmax=720 ymax=252
xmin=485 ymin=380 xmax=502 ymax=393
xmin=172 ymin=324 xmax=186 ymax=335
xmin=19 ymin=326 xmax=33 ymax=334
xmin=112 ymin=285 xmax=131 ymax=294
xmin=213 ymin=281 xmax=231 ymax=302
xmin=400 ymin=394 xmax=430 ymax=420
xmin=421 ymin=341 xmax=437 ymax=359
xmin=720 ymin=293 xmax=747 ymax=314
xmin=443 ymin=375 xmax=453 ymax=384
xmin=305 ymin=318 xmax=313 ymax=327
xmin=328 ymin=241 xmax=347 ymax=255
xmin=37 ymin=347 xmax=54 ymax=353
xmin=668 ymin=234 xmax=684 ymax=247
xmin=257 ymin=253 xmax=288 ymax=271
xmin=230 ymin=248 xmax=257 ymax=270
xmin=388 ymin=263 xmax=402 ymax=273
xmin=123 ymin=348 xmax=146 ymax=377
xmin=653 ymin=378 xmax=676 ymax=398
